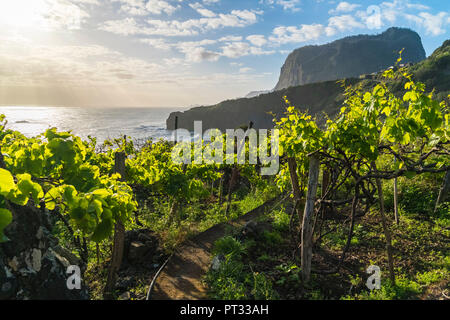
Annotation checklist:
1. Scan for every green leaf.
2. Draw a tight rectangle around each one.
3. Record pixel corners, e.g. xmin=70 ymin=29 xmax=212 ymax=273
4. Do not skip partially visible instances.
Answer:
xmin=0 ymin=169 xmax=16 ymax=196
xmin=17 ymin=173 xmax=44 ymax=204
xmin=405 ymin=171 xmax=416 ymax=179
xmin=70 ymin=207 xmax=86 ymax=220
xmin=91 ymin=218 xmax=113 ymax=243
xmin=0 ymin=208 xmax=13 ymax=243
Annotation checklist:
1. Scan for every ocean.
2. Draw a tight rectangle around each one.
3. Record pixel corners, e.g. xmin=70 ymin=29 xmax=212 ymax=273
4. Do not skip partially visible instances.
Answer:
xmin=0 ymin=106 xmax=188 ymax=143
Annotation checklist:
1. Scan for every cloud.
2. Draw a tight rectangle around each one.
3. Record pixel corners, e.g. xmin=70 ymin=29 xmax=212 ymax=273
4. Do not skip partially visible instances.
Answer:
xmin=260 ymin=0 xmax=301 ymax=12
xmin=0 ymin=0 xmax=93 ymax=30
xmin=246 ymin=35 xmax=267 ymax=46
xmin=406 ymin=12 xmax=449 ymax=36
xmin=355 ymin=1 xmax=449 ymax=34
xmin=269 ymin=24 xmax=327 ymax=44
xmin=219 ymin=35 xmax=243 ymax=42
xmin=182 ymin=47 xmax=221 ymax=62
xmin=329 ymin=2 xmax=361 ymax=15
xmin=139 ymin=38 xmax=172 ymax=50
xmin=99 ymin=18 xmax=143 ymax=36
xmin=327 ymin=14 xmax=365 ymax=35
xmin=112 ymin=0 xmax=180 ymax=16
xmin=406 ymin=3 xmax=430 ymax=11
xmin=189 ymin=3 xmax=217 ymax=18
xmin=239 ymin=67 xmax=253 ymax=73
xmin=0 ymin=40 xmax=166 ymax=87
xmin=99 ymin=9 xmax=262 ymax=37
xmin=221 ymin=42 xmax=275 ymax=58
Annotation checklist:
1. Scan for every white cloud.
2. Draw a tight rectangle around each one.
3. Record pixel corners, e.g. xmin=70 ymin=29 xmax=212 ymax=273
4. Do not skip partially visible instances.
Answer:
xmin=219 ymin=35 xmax=243 ymax=42
xmin=139 ymin=38 xmax=172 ymax=50
xmin=112 ymin=0 xmax=180 ymax=16
xmin=329 ymin=2 xmax=361 ymax=15
xmin=269 ymin=24 xmax=326 ymax=45
xmin=146 ymin=0 xmax=179 ymax=15
xmin=239 ymin=67 xmax=253 ymax=73
xmin=99 ymin=18 xmax=143 ymax=36
xmin=407 ymin=12 xmax=449 ymax=36
xmin=261 ymin=0 xmax=301 ymax=12
xmin=100 ymin=9 xmax=262 ymax=37
xmin=221 ymin=42 xmax=275 ymax=58
xmin=189 ymin=2 xmax=217 ymax=18
xmin=406 ymin=3 xmax=430 ymax=11
xmin=112 ymin=0 xmax=147 ymax=16
xmin=354 ymin=1 xmax=449 ymax=35
xmin=246 ymin=35 xmax=267 ymax=46
xmin=327 ymin=14 xmax=365 ymax=35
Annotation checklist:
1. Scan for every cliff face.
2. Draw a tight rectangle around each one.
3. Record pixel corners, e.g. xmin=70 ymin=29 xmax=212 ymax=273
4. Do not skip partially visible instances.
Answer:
xmin=274 ymin=27 xmax=426 ymax=90
xmin=166 ymin=36 xmax=449 ymax=132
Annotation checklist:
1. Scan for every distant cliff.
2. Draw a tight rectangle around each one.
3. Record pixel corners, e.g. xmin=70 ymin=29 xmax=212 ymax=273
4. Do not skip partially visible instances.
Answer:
xmin=167 ymin=36 xmax=449 ymax=132
xmin=245 ymin=90 xmax=271 ymax=99
xmin=274 ymin=27 xmax=426 ymax=90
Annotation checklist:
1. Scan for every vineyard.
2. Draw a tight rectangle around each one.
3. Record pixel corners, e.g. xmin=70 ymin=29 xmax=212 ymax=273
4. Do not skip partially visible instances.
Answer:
xmin=0 ymin=65 xmax=449 ymax=300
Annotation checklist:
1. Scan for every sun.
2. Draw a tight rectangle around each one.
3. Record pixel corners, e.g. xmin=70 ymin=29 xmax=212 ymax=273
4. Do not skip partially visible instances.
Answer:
xmin=0 ymin=0 xmax=48 ymax=29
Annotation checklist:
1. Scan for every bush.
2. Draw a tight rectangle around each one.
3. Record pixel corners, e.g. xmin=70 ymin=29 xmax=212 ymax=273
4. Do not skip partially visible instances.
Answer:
xmin=251 ymin=273 xmax=279 ymax=300
xmin=271 ymin=209 xmax=290 ymax=232
xmin=213 ymin=236 xmax=246 ymax=259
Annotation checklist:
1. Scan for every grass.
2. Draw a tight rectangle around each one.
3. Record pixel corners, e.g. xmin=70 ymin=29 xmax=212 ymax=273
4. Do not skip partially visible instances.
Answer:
xmin=204 ymin=172 xmax=449 ymax=300
xmin=81 ymin=181 xmax=280 ymax=299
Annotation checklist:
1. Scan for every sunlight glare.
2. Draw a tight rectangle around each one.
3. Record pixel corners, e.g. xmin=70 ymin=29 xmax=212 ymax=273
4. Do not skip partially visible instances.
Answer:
xmin=0 ymin=0 xmax=49 ymax=29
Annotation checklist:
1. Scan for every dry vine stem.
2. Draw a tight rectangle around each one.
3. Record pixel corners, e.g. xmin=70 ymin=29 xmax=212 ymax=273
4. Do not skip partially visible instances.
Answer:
xmin=301 ymin=155 xmax=320 ymax=282
xmin=372 ymin=161 xmax=396 ymax=285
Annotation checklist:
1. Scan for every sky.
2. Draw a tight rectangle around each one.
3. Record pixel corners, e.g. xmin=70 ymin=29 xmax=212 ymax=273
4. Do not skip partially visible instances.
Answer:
xmin=0 ymin=0 xmax=449 ymax=108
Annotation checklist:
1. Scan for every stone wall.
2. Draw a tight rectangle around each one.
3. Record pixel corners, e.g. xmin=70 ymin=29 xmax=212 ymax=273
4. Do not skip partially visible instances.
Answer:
xmin=0 ymin=203 xmax=89 ymax=300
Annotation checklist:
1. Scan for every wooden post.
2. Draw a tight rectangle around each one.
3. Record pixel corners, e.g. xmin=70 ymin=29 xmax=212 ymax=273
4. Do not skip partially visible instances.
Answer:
xmin=393 ymin=177 xmax=399 ymax=225
xmin=104 ymin=152 xmax=126 ymax=299
xmin=372 ymin=162 xmax=396 ymax=285
xmin=435 ymin=170 xmax=450 ymax=213
xmin=301 ymin=155 xmax=320 ymax=283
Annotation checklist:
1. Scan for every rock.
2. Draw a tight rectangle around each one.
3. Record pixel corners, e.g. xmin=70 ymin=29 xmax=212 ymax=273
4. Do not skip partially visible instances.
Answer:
xmin=52 ymin=245 xmax=81 ymax=267
xmin=123 ymin=229 xmax=159 ymax=266
xmin=118 ymin=291 xmax=131 ymax=300
xmin=211 ymin=255 xmax=225 ymax=271
xmin=0 ymin=203 xmax=89 ymax=300
xmin=274 ymin=27 xmax=426 ymax=90
xmin=116 ymin=276 xmax=135 ymax=291
xmin=0 ymin=260 xmax=17 ymax=299
xmin=245 ymin=90 xmax=271 ymax=98
xmin=128 ymin=241 xmax=149 ymax=263
xmin=240 ymin=220 xmax=273 ymax=240
xmin=166 ymin=30 xmax=450 ymax=134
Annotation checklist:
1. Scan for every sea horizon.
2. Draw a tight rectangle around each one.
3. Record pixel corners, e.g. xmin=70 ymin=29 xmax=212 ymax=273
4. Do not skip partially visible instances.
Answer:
xmin=0 ymin=105 xmax=190 ymax=143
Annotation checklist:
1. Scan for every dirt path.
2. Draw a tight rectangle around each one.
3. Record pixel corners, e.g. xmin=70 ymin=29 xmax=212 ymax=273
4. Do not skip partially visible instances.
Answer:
xmin=150 ymin=196 xmax=283 ymax=300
